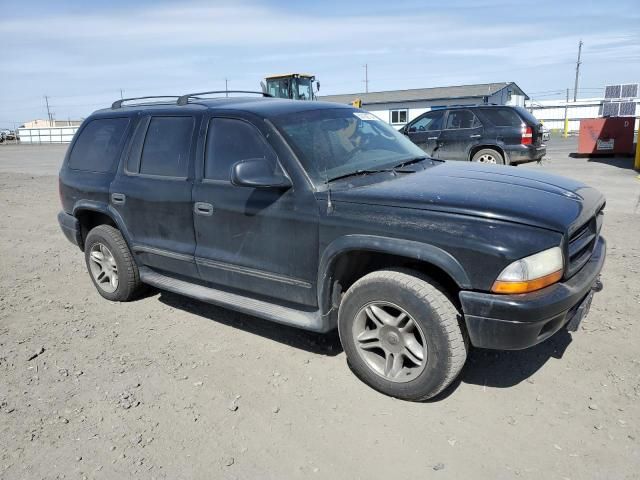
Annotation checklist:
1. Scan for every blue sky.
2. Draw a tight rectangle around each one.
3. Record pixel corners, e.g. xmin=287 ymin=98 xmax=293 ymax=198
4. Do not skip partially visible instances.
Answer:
xmin=1 ymin=0 xmax=639 ymax=126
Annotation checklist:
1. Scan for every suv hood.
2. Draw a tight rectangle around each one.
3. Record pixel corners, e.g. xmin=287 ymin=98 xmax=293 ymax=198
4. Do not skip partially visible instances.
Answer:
xmin=330 ymin=162 xmax=604 ymax=233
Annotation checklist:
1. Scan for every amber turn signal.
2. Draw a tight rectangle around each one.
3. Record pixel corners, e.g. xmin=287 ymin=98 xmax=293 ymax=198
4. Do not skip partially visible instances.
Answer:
xmin=491 ymin=269 xmax=563 ymax=294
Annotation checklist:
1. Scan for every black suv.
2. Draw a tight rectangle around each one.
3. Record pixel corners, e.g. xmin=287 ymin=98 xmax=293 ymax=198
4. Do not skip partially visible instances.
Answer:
xmin=401 ymin=105 xmax=546 ymax=165
xmin=58 ymin=92 xmax=604 ymax=401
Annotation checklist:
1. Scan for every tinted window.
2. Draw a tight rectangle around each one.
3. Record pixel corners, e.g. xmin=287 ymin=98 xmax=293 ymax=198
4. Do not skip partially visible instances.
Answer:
xmin=205 ymin=118 xmax=276 ymax=181
xmin=139 ymin=116 xmax=194 ymax=177
xmin=411 ymin=110 xmax=444 ymax=131
xmin=479 ymin=108 xmax=523 ymax=127
xmin=68 ymin=118 xmax=129 ymax=172
xmin=445 ymin=110 xmax=479 ymax=129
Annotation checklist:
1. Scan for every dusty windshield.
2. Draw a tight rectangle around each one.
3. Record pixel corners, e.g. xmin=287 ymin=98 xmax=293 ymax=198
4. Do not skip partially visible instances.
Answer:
xmin=274 ymin=108 xmax=426 ymax=184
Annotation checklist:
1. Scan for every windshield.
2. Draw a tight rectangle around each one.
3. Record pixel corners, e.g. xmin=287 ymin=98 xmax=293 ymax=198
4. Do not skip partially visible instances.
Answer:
xmin=293 ymin=78 xmax=313 ymax=100
xmin=273 ymin=108 xmax=427 ymax=184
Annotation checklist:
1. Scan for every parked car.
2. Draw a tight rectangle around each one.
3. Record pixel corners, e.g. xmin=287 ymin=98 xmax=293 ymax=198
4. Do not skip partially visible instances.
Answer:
xmin=58 ymin=93 xmax=605 ymax=401
xmin=401 ymin=105 xmax=546 ymax=165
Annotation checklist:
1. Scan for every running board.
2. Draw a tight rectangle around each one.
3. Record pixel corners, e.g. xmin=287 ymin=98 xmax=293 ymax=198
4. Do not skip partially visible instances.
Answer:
xmin=139 ymin=267 xmax=329 ymax=332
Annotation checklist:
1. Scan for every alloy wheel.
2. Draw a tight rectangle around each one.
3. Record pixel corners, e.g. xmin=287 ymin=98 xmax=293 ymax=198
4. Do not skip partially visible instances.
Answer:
xmin=352 ymin=302 xmax=427 ymax=382
xmin=88 ymin=243 xmax=119 ymax=293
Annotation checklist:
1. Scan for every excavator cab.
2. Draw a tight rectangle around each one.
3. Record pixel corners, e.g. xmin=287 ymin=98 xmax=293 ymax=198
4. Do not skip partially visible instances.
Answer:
xmin=263 ymin=74 xmax=319 ymax=101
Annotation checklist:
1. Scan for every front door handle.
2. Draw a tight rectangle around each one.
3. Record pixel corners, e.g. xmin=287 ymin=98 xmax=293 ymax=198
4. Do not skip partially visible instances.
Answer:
xmin=111 ymin=193 xmax=126 ymax=205
xmin=427 ymin=136 xmax=439 ymax=140
xmin=469 ymin=134 xmax=482 ymax=139
xmin=194 ymin=202 xmax=214 ymax=216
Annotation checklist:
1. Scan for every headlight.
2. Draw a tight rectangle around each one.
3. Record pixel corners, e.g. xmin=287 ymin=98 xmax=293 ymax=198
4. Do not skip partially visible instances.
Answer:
xmin=491 ymin=246 xmax=563 ymax=294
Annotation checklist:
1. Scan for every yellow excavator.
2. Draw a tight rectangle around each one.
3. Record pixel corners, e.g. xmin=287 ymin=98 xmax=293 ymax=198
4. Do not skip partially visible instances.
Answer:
xmin=262 ymin=73 xmax=320 ymax=100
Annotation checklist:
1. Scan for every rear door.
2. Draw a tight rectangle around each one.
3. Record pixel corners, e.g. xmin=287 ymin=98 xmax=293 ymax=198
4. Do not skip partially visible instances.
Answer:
xmin=405 ymin=110 xmax=445 ymax=157
xmin=110 ymin=113 xmax=200 ymax=279
xmin=437 ymin=109 xmax=483 ymax=161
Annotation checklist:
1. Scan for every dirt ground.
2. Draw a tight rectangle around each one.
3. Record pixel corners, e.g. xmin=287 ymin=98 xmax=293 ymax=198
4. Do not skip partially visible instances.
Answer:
xmin=1 ymin=138 xmax=639 ymax=480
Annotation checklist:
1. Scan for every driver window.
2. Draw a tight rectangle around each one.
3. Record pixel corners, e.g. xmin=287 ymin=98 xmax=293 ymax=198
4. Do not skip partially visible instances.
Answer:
xmin=205 ymin=118 xmax=278 ymax=181
xmin=410 ymin=110 xmax=444 ymax=132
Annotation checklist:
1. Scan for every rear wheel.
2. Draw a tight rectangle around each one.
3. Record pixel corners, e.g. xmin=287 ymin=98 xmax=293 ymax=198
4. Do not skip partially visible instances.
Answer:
xmin=84 ymin=225 xmax=143 ymax=301
xmin=472 ymin=148 xmax=505 ymax=165
xmin=338 ymin=269 xmax=468 ymax=401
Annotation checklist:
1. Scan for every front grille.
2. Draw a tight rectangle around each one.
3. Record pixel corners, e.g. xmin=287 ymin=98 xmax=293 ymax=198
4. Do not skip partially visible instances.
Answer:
xmin=566 ymin=208 xmax=603 ymax=277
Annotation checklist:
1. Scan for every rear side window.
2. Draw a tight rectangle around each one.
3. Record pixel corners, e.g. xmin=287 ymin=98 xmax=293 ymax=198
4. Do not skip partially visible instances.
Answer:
xmin=68 ymin=118 xmax=129 ymax=172
xmin=139 ymin=116 xmax=194 ymax=177
xmin=445 ymin=110 xmax=480 ymax=129
xmin=205 ymin=118 xmax=277 ymax=181
xmin=479 ymin=108 xmax=523 ymax=127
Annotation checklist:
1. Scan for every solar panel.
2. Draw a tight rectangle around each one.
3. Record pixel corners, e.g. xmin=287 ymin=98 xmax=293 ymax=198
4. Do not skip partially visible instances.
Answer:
xmin=604 ymin=85 xmax=621 ymax=99
xmin=619 ymin=102 xmax=637 ymax=116
xmin=602 ymin=101 xmax=620 ymax=116
xmin=620 ymin=84 xmax=638 ymax=98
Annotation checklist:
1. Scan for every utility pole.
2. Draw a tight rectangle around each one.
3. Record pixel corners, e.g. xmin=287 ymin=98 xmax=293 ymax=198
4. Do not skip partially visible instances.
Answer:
xmin=363 ymin=64 xmax=369 ymax=93
xmin=563 ymin=88 xmax=569 ymax=138
xmin=44 ymin=95 xmax=52 ymax=126
xmin=573 ymin=40 xmax=583 ymax=102
xmin=120 ymin=89 xmax=124 ymax=99
xmin=225 ymin=78 xmax=228 ymax=97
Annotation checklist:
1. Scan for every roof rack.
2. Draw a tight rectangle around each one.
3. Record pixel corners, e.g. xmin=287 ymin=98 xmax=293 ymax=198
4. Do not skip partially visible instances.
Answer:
xmin=177 ymin=90 xmax=273 ymax=106
xmin=112 ymin=96 xmax=180 ymax=109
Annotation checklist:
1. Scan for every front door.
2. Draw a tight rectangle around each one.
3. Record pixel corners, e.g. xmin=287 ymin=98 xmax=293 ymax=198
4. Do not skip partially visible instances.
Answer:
xmin=192 ymin=116 xmax=319 ymax=307
xmin=405 ymin=109 xmax=445 ymax=158
xmin=110 ymin=114 xmax=200 ymax=279
xmin=437 ymin=109 xmax=483 ymax=161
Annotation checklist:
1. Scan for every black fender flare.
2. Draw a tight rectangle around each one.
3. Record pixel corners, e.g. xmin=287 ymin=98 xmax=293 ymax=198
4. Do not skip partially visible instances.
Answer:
xmin=317 ymin=234 xmax=472 ymax=313
xmin=72 ymin=200 xmax=134 ymax=252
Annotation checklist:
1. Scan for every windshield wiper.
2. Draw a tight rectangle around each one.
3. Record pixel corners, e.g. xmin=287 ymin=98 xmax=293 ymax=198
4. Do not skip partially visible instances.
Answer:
xmin=390 ymin=156 xmax=429 ymax=170
xmin=327 ymin=168 xmax=394 ymax=183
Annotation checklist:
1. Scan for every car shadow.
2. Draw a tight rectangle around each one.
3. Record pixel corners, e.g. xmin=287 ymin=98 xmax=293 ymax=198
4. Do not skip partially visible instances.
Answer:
xmin=586 ymin=155 xmax=637 ymax=171
xmin=156 ymin=291 xmax=343 ymax=357
xmin=431 ymin=330 xmax=573 ymax=401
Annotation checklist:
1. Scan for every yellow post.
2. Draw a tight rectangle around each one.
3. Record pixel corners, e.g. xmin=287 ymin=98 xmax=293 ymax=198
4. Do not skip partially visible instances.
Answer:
xmin=635 ymin=127 xmax=640 ymax=170
xmin=564 ymin=117 xmax=569 ymax=139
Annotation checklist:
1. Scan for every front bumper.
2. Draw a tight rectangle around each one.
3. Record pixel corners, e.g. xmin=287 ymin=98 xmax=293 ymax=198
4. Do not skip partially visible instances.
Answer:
xmin=459 ymin=236 xmax=606 ymax=350
xmin=506 ymin=144 xmax=546 ymax=164
xmin=57 ymin=211 xmax=82 ymax=249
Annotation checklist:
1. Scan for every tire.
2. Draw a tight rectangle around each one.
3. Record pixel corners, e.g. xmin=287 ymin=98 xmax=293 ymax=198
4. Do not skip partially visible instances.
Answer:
xmin=471 ymin=148 xmax=505 ymax=165
xmin=84 ymin=225 xmax=143 ymax=301
xmin=338 ymin=269 xmax=468 ymax=401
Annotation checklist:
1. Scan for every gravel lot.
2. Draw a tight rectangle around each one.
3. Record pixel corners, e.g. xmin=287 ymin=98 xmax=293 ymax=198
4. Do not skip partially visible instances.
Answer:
xmin=1 ymin=138 xmax=639 ymax=479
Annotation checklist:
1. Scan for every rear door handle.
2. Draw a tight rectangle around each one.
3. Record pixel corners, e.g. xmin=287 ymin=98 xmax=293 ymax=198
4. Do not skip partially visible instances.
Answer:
xmin=470 ymin=134 xmax=482 ymax=139
xmin=194 ymin=202 xmax=214 ymax=216
xmin=427 ymin=136 xmax=439 ymax=140
xmin=111 ymin=193 xmax=126 ymax=205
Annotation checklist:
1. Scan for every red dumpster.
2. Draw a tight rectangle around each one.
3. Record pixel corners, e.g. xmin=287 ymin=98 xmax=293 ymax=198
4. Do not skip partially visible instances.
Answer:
xmin=577 ymin=117 xmax=635 ymax=155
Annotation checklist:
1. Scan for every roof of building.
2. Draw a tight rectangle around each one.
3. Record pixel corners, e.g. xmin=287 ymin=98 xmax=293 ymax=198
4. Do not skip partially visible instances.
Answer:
xmin=320 ymin=82 xmax=528 ymax=105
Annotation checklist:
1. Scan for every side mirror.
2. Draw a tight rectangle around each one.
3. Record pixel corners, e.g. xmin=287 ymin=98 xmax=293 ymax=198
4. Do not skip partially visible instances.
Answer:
xmin=316 ymin=81 xmax=320 ymax=91
xmin=231 ymin=158 xmax=292 ymax=189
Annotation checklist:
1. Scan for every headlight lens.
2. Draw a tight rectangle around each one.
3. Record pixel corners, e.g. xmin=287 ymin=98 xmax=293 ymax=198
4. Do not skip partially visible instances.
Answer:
xmin=492 ymin=246 xmax=563 ymax=294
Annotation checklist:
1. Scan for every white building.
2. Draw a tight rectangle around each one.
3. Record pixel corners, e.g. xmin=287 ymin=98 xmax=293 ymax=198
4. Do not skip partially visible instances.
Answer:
xmin=17 ymin=119 xmax=82 ymax=144
xmin=321 ymin=82 xmax=528 ymax=127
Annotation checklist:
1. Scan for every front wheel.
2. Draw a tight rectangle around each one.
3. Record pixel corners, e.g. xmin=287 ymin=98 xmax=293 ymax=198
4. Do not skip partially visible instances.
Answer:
xmin=472 ymin=148 xmax=505 ymax=165
xmin=338 ymin=269 xmax=468 ymax=401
